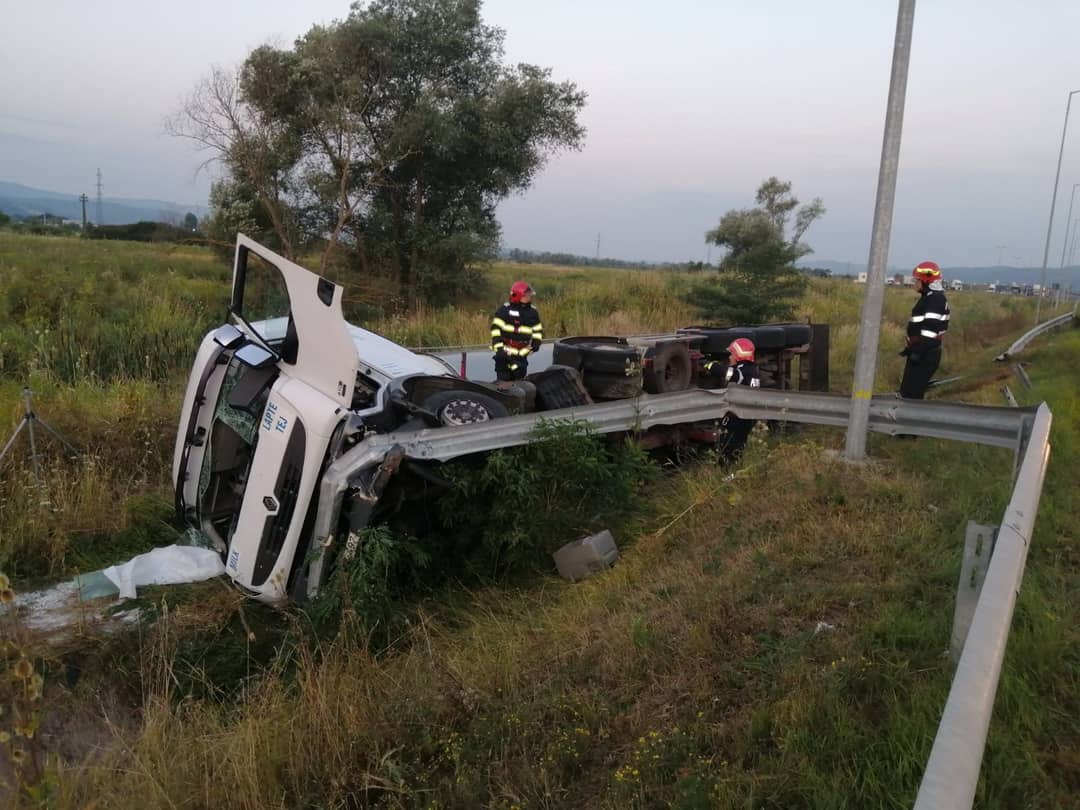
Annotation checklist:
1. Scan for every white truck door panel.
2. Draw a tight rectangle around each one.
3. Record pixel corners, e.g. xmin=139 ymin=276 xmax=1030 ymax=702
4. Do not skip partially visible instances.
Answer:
xmin=232 ymin=234 xmax=358 ymax=409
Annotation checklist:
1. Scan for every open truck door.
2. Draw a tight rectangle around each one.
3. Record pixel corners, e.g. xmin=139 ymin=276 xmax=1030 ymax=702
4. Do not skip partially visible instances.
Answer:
xmin=230 ymin=235 xmax=358 ymax=409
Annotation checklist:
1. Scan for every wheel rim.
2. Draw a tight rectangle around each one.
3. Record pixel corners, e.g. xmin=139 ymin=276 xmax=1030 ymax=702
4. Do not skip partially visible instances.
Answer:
xmin=439 ymin=398 xmax=492 ymax=426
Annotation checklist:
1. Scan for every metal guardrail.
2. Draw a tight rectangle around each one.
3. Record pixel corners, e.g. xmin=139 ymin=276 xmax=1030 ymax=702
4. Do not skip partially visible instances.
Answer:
xmin=995 ymin=303 xmax=1077 ymax=360
xmin=913 ymin=403 xmax=1053 ymax=810
xmin=311 ymin=387 xmax=1038 ymax=554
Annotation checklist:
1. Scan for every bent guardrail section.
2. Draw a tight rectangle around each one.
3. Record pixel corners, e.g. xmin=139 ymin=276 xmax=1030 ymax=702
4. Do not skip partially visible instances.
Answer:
xmin=996 ymin=304 xmax=1077 ymax=360
xmin=312 ymin=388 xmax=1038 ymax=552
xmin=913 ymin=403 xmax=1053 ymax=810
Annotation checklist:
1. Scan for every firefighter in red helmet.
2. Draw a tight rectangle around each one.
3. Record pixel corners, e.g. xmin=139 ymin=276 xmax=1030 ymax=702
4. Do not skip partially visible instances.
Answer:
xmin=899 ymin=261 xmax=950 ymax=400
xmin=703 ymin=337 xmax=761 ymax=463
xmin=490 ymin=281 xmax=543 ymax=383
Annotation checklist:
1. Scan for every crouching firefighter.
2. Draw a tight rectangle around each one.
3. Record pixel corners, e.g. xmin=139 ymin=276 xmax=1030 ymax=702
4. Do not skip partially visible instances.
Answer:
xmin=899 ymin=261 xmax=950 ymax=399
xmin=704 ymin=338 xmax=760 ymax=463
xmin=491 ymin=281 xmax=543 ymax=383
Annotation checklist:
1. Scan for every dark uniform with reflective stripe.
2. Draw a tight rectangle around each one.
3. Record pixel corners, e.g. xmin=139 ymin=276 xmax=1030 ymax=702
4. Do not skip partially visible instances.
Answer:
xmin=491 ymin=302 xmax=543 ymax=381
xmin=703 ymin=359 xmax=760 ymax=463
xmin=900 ymin=285 xmax=950 ymax=399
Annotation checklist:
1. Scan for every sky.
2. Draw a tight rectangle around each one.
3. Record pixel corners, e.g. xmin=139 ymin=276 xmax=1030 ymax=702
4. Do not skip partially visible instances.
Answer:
xmin=3 ymin=0 xmax=1080 ymax=267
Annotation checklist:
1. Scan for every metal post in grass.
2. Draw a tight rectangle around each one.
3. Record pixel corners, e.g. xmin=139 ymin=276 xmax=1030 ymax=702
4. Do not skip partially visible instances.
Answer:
xmin=844 ymin=0 xmax=917 ymax=460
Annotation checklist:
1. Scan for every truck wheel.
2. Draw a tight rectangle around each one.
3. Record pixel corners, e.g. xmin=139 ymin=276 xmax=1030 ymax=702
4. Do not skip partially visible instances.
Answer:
xmin=583 ymin=370 xmax=644 ymax=400
xmin=772 ymin=323 xmax=813 ymax=347
xmin=526 ymin=365 xmax=593 ymax=409
xmin=752 ymin=326 xmax=786 ymax=350
xmin=553 ymin=337 xmax=640 ymax=375
xmin=643 ymin=341 xmax=693 ymax=394
xmin=420 ymin=390 xmax=509 ymax=427
xmin=677 ymin=326 xmax=730 ymax=354
xmin=677 ymin=326 xmax=755 ymax=355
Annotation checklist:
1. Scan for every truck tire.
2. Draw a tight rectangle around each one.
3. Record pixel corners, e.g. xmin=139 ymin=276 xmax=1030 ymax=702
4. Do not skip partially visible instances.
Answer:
xmin=676 ymin=326 xmax=730 ymax=355
xmin=420 ymin=390 xmax=509 ymax=427
xmin=752 ymin=326 xmax=786 ymax=350
xmin=772 ymin=323 xmax=813 ymax=347
xmin=526 ymin=365 xmax=593 ymax=410
xmin=553 ymin=337 xmax=640 ymax=375
xmin=677 ymin=326 xmax=756 ymax=355
xmin=643 ymin=341 xmax=693 ymax=394
xmin=583 ymin=370 xmax=644 ymax=400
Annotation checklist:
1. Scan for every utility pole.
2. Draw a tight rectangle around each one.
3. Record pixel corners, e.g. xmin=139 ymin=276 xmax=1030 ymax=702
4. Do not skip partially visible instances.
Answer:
xmin=95 ymin=168 xmax=104 ymax=226
xmin=78 ymin=193 xmax=89 ymax=230
xmin=1068 ymin=217 xmax=1080 ymax=267
xmin=595 ymin=232 xmax=600 ymax=261
xmin=994 ymin=244 xmax=1007 ymax=266
xmin=1036 ymin=89 xmax=1080 ymax=325
xmin=844 ymin=0 xmax=917 ymax=461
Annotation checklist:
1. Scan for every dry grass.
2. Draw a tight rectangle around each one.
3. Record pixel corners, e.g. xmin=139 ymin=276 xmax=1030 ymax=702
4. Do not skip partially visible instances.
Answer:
xmin=41 ymin=385 xmax=1079 ymax=808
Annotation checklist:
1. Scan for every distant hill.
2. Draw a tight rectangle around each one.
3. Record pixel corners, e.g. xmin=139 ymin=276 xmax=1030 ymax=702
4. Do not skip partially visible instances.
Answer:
xmin=0 ymin=181 xmax=207 ymax=226
xmin=802 ymin=259 xmax=1080 ymax=289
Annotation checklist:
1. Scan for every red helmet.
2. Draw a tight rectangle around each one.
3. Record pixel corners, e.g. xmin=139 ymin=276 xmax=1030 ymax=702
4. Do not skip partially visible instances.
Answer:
xmin=728 ymin=338 xmax=755 ymax=362
xmin=509 ymin=280 xmax=534 ymax=304
xmin=913 ymin=261 xmax=942 ymax=283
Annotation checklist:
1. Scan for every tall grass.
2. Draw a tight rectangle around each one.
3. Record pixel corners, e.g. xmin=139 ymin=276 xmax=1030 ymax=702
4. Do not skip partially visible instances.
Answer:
xmin=42 ymin=326 xmax=1080 ymax=806
xmin=0 ymin=232 xmax=1074 ymax=807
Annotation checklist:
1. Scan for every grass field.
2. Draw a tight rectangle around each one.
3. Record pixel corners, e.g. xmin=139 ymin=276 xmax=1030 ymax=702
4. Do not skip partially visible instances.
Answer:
xmin=0 ymin=232 xmax=1075 ymax=808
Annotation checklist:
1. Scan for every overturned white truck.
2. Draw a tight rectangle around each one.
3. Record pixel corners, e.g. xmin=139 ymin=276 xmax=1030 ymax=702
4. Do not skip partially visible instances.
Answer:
xmin=173 ymin=236 xmax=828 ymax=603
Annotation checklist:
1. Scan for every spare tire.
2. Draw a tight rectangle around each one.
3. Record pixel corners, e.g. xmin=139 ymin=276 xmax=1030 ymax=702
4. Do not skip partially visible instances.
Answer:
xmin=553 ymin=337 xmax=641 ymax=376
xmin=752 ymin=325 xmax=786 ymax=350
xmin=643 ymin=341 xmax=693 ymax=394
xmin=419 ymin=390 xmax=509 ymax=427
xmin=676 ymin=327 xmax=734 ymax=355
xmin=771 ymin=322 xmax=813 ymax=347
xmin=527 ymin=365 xmax=593 ymax=410
xmin=583 ymin=370 xmax=644 ymax=400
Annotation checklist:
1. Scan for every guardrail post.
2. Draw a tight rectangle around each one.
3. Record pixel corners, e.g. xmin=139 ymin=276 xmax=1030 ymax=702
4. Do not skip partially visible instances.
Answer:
xmin=1014 ymin=364 xmax=1032 ymax=390
xmin=951 ymin=522 xmax=998 ymax=661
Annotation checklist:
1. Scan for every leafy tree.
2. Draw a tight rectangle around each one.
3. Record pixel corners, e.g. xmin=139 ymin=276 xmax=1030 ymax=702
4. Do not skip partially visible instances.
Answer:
xmin=171 ymin=0 xmax=586 ymax=307
xmin=183 ymin=212 xmax=199 ymax=231
xmin=200 ymin=179 xmax=281 ymax=256
xmin=688 ymin=177 xmax=825 ymax=324
xmin=0 ymin=212 xmax=10 ymax=228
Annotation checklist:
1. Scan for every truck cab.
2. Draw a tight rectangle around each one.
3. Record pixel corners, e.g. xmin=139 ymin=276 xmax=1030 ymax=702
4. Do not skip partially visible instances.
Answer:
xmin=172 ymin=236 xmax=465 ymax=602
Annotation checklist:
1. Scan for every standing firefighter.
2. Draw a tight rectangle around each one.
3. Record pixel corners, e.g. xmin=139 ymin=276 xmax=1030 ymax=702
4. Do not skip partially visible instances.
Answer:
xmin=491 ymin=281 xmax=543 ymax=383
xmin=704 ymin=338 xmax=760 ymax=463
xmin=899 ymin=261 xmax=950 ymax=399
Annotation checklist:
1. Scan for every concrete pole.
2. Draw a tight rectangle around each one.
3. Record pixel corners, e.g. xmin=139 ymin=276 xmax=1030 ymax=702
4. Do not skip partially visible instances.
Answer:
xmin=1058 ymin=183 xmax=1080 ymax=268
xmin=1036 ymin=89 xmax=1079 ymax=325
xmin=844 ymin=0 xmax=917 ymax=460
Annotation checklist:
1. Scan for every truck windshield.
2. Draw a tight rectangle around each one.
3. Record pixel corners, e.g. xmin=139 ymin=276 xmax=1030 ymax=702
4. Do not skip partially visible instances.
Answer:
xmin=197 ymin=356 xmax=273 ymax=550
xmin=237 ymin=251 xmax=291 ymax=346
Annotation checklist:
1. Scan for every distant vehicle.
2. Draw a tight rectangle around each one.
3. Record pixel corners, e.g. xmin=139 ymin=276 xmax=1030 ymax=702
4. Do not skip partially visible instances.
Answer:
xmin=950 ymin=279 xmax=964 ymax=291
xmin=856 ymin=272 xmax=868 ymax=284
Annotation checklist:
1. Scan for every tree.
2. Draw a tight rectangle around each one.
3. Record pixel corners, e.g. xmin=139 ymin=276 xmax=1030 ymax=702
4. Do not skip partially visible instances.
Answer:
xmin=0 ymin=212 xmax=10 ymax=228
xmin=687 ymin=177 xmax=825 ymax=324
xmin=170 ymin=0 xmax=586 ymax=307
xmin=183 ymin=212 xmax=199 ymax=231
